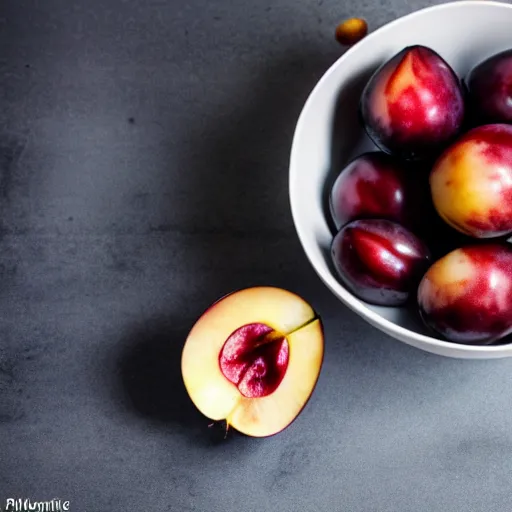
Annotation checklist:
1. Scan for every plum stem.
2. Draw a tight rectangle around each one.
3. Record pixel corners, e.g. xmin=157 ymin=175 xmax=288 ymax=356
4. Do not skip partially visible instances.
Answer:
xmin=207 ymin=420 xmax=231 ymax=439
xmin=253 ymin=314 xmax=320 ymax=348
xmin=284 ymin=314 xmax=320 ymax=336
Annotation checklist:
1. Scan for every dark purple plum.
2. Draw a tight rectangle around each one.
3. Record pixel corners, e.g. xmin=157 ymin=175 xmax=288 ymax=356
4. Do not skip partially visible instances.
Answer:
xmin=360 ymin=45 xmax=465 ymax=161
xmin=466 ymin=49 xmax=512 ymax=124
xmin=331 ymin=219 xmax=432 ymax=306
xmin=329 ymin=152 xmax=429 ymax=231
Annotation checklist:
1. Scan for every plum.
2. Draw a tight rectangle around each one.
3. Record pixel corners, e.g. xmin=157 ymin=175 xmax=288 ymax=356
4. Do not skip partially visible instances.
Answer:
xmin=360 ymin=45 xmax=465 ymax=161
xmin=466 ymin=49 xmax=512 ymax=124
xmin=417 ymin=243 xmax=512 ymax=344
xmin=430 ymin=124 xmax=512 ymax=239
xmin=181 ymin=287 xmax=324 ymax=437
xmin=331 ymin=219 xmax=431 ymax=306
xmin=327 ymin=152 xmax=471 ymax=259
xmin=329 ymin=151 xmax=429 ymax=231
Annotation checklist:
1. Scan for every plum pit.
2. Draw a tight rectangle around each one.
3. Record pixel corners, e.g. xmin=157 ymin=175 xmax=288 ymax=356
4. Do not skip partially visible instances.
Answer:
xmin=219 ymin=323 xmax=289 ymax=398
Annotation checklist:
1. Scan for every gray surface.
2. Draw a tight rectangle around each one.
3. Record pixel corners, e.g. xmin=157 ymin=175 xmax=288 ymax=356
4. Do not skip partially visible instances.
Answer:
xmin=1 ymin=0 xmax=512 ymax=511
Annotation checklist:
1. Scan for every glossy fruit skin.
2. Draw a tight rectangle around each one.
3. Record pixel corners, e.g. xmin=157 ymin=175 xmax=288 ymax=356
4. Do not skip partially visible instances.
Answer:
xmin=328 ymin=151 xmax=476 ymax=259
xmin=417 ymin=243 xmax=512 ymax=345
xmin=331 ymin=219 xmax=431 ymax=306
xmin=430 ymin=124 xmax=512 ymax=239
xmin=466 ymin=49 xmax=512 ymax=124
xmin=329 ymin=152 xmax=428 ymax=231
xmin=360 ymin=45 xmax=465 ymax=161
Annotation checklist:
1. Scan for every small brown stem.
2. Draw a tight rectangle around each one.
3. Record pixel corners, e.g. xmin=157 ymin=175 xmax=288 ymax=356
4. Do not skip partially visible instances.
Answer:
xmin=284 ymin=315 xmax=320 ymax=336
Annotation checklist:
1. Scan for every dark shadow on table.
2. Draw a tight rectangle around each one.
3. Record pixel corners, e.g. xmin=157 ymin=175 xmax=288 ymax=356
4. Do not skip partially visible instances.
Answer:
xmin=113 ymin=315 xmax=246 ymax=447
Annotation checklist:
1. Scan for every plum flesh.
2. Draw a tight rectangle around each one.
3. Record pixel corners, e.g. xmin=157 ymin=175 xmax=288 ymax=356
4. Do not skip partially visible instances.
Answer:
xmin=219 ymin=323 xmax=289 ymax=398
xmin=360 ymin=45 xmax=465 ymax=161
xmin=331 ymin=219 xmax=431 ymax=306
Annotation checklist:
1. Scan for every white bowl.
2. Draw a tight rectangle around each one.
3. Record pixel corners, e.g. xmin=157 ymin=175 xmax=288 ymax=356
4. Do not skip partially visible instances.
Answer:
xmin=289 ymin=0 xmax=512 ymax=359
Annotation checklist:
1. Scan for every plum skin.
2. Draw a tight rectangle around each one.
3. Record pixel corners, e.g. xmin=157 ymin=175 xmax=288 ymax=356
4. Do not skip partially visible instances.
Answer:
xmin=360 ymin=45 xmax=465 ymax=161
xmin=329 ymin=151 xmax=429 ymax=231
xmin=429 ymin=123 xmax=512 ymax=239
xmin=466 ymin=49 xmax=512 ymax=124
xmin=331 ymin=218 xmax=431 ymax=306
xmin=327 ymin=151 xmax=477 ymax=259
xmin=417 ymin=243 xmax=512 ymax=345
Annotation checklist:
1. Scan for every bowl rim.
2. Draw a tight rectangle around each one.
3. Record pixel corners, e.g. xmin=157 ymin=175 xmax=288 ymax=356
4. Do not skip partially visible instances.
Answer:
xmin=289 ymin=0 xmax=512 ymax=354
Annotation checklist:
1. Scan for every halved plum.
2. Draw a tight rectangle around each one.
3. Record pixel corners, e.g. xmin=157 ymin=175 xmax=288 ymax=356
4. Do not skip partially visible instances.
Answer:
xmin=181 ymin=287 xmax=324 ymax=437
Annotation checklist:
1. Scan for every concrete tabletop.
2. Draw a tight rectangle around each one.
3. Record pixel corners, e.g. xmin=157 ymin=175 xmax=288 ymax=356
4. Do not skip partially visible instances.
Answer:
xmin=1 ymin=1 xmax=512 ymax=511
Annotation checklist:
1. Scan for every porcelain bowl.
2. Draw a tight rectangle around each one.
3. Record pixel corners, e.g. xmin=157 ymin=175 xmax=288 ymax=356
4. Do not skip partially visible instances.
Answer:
xmin=289 ymin=0 xmax=512 ymax=358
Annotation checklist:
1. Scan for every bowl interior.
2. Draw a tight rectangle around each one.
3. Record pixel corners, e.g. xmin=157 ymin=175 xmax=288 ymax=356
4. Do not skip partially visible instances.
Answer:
xmin=289 ymin=1 xmax=512 ymax=355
